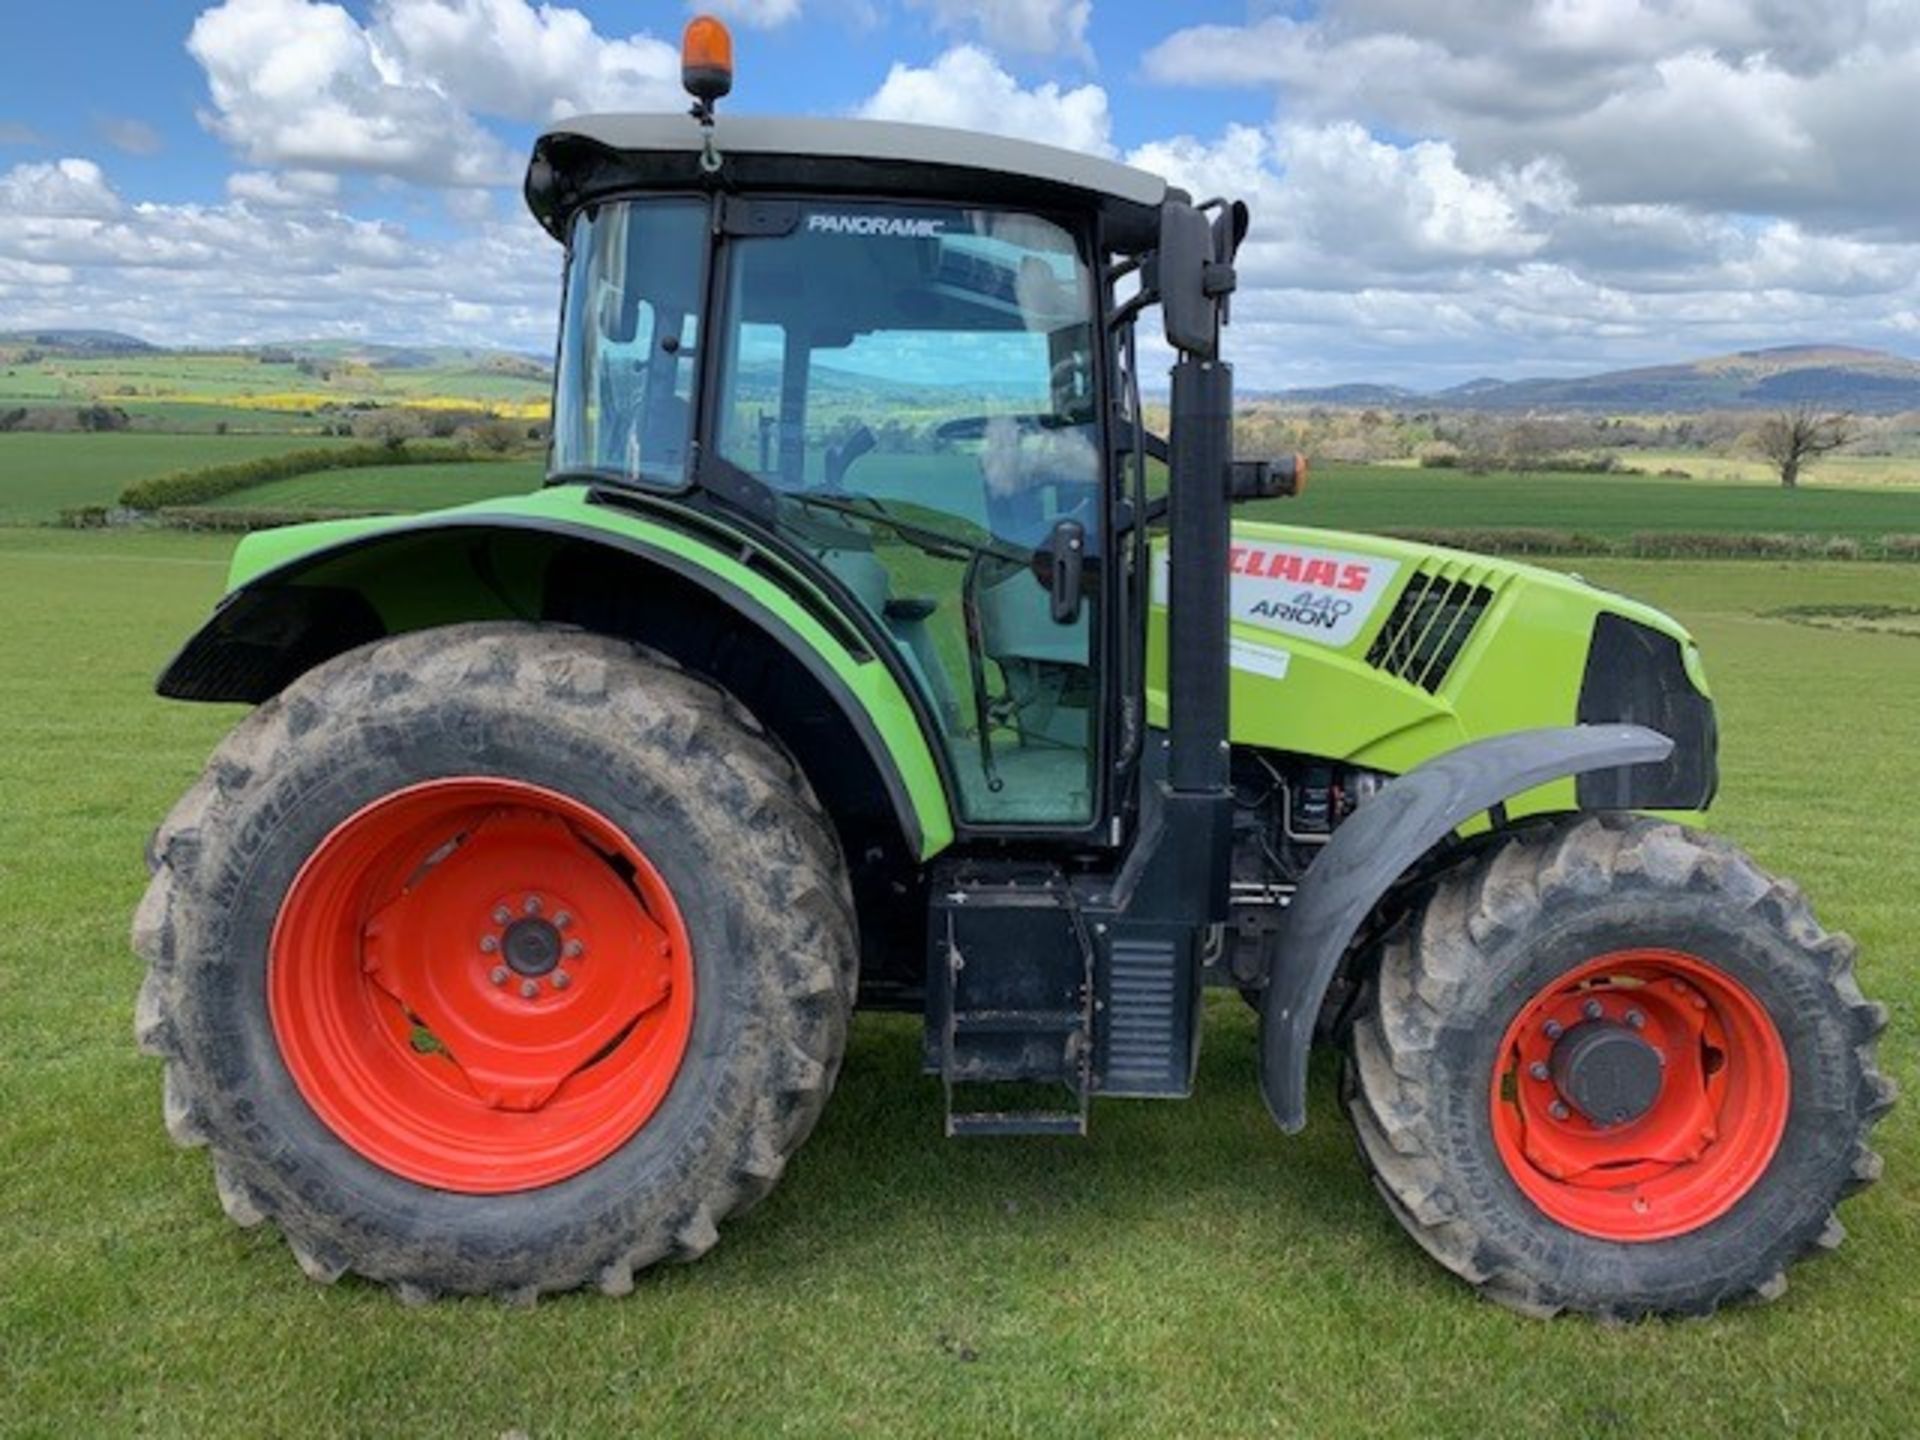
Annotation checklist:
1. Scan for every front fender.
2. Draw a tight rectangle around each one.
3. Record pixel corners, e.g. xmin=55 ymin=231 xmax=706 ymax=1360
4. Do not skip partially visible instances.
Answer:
xmin=156 ymin=488 xmax=955 ymax=859
xmin=1257 ymin=723 xmax=1674 ymax=1132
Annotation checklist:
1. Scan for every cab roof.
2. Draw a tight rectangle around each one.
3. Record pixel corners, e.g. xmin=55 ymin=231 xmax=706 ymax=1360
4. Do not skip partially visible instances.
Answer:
xmin=525 ymin=113 xmax=1170 ymax=250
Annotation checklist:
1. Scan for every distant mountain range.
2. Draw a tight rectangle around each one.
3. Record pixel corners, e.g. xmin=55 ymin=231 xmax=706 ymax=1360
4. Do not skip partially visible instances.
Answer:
xmin=1263 ymin=345 xmax=1920 ymax=413
xmin=0 ymin=329 xmax=549 ymax=375
xmin=8 ymin=332 xmax=1917 ymax=414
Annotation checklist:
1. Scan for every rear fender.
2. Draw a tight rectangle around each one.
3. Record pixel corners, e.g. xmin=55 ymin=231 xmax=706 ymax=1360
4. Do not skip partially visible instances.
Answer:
xmin=157 ymin=503 xmax=955 ymax=859
xmin=1257 ymin=724 xmax=1674 ymax=1132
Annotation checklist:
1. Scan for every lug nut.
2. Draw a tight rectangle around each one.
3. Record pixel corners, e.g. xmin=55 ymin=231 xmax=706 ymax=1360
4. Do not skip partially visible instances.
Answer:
xmin=552 ymin=970 xmax=571 ymax=990
xmin=493 ymin=906 xmax=511 ymax=925
xmin=1548 ymin=1101 xmax=1571 ymax=1121
xmin=1529 ymin=1061 xmax=1550 ymax=1081
xmin=1583 ymin=998 xmax=1604 ymax=1021
xmin=524 ymin=895 xmax=542 ymax=915
xmin=520 ymin=979 xmax=539 ymax=999
xmin=564 ymin=939 xmax=585 ymax=959
xmin=490 ymin=967 xmax=509 ymax=986
xmin=480 ymin=935 xmax=499 ymax=954
xmin=1543 ymin=1020 xmax=1563 ymax=1040
xmin=553 ymin=911 xmax=572 ymax=930
xmin=1625 ymin=1009 xmax=1645 ymax=1029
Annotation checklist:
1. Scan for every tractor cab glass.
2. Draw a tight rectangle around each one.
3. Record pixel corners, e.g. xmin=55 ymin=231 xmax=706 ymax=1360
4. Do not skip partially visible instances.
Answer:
xmin=711 ymin=201 xmax=1102 ymax=825
xmin=553 ymin=200 xmax=707 ymax=483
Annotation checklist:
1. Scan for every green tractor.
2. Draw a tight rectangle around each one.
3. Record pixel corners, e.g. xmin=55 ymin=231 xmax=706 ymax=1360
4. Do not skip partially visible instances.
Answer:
xmin=134 ymin=25 xmax=1889 ymax=1318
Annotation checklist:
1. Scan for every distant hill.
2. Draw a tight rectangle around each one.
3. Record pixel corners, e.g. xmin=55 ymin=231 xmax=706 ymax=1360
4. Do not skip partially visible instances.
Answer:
xmin=0 ymin=329 xmax=159 ymax=356
xmin=1269 ymin=345 xmax=1920 ymax=413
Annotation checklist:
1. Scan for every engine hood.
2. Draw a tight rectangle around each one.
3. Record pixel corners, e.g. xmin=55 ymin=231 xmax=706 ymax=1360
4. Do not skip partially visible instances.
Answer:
xmin=1147 ymin=522 xmax=1711 ymax=801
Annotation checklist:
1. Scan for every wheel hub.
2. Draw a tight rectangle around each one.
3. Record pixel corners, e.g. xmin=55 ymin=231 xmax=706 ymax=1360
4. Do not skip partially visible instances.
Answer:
xmin=1490 ymin=949 xmax=1791 ymax=1242
xmin=1549 ymin=1020 xmax=1664 ymax=1126
xmin=502 ymin=916 xmax=563 ymax=977
xmin=269 ymin=778 xmax=696 ymax=1193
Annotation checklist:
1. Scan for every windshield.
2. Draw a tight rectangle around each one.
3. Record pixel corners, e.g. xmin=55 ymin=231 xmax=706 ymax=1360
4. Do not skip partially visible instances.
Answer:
xmin=552 ymin=199 xmax=707 ymax=483
xmin=714 ymin=200 xmax=1104 ymax=826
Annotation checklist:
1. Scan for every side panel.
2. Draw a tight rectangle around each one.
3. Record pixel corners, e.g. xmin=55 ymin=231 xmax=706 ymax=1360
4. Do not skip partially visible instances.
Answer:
xmin=1148 ymin=522 xmax=1713 ymax=818
xmin=164 ymin=487 xmax=956 ymax=858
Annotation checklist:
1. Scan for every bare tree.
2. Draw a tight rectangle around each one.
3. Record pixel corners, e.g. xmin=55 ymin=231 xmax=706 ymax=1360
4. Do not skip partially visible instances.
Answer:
xmin=1753 ymin=404 xmax=1856 ymax=488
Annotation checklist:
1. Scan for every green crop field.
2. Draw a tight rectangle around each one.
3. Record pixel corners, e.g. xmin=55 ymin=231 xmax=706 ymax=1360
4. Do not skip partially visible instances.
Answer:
xmin=1 ymin=525 xmax=1915 ymax=1436
xmin=0 ymin=432 xmax=353 ymax=523
xmin=1267 ymin=463 xmax=1920 ymax=539
xmin=204 ymin=458 xmax=543 ymax=512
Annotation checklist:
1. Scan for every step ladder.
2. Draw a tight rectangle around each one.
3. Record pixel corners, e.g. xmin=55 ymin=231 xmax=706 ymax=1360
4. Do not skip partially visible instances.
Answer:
xmin=929 ymin=868 xmax=1093 ymax=1137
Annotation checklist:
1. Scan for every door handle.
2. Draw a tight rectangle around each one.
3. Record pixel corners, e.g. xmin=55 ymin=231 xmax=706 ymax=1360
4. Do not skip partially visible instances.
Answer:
xmin=1043 ymin=518 xmax=1086 ymax=624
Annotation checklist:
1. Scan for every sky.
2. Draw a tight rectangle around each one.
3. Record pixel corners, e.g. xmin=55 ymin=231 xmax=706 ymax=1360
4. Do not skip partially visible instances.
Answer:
xmin=2 ymin=0 xmax=1917 ymax=391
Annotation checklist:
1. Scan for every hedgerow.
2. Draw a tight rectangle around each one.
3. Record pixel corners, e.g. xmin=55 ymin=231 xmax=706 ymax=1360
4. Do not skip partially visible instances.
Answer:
xmin=117 ymin=443 xmax=462 ymax=509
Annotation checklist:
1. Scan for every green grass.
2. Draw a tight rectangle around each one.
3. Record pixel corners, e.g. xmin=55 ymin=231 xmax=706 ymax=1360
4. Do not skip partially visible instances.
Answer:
xmin=2 ymin=528 xmax=1916 ymax=1435
xmin=0 ymin=432 xmax=353 ymax=523
xmin=1625 ymin=450 xmax=1920 ymax=488
xmin=206 ymin=458 xmax=543 ymax=512
xmin=1270 ymin=462 xmax=1920 ymax=539
xmin=0 ymin=352 xmax=549 ymax=411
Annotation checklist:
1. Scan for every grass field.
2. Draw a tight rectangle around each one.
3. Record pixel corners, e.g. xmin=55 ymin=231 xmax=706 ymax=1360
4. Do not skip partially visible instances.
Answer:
xmin=205 ymin=458 xmax=544 ymax=512
xmin=0 ymin=526 xmax=1915 ymax=1436
xmin=0 ymin=352 xmax=550 ymax=417
xmin=1624 ymin=450 xmax=1920 ymax=488
xmin=1271 ymin=463 xmax=1920 ymax=538
xmin=0 ymin=432 xmax=352 ymax=523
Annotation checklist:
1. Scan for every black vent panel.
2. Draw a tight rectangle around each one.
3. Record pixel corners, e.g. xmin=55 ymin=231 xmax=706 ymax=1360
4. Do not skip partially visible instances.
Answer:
xmin=1365 ymin=568 xmax=1497 ymax=692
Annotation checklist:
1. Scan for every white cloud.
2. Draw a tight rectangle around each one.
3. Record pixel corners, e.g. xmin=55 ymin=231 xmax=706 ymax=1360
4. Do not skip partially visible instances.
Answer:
xmin=186 ymin=0 xmax=682 ymax=189
xmin=1143 ymin=2 xmax=1920 ymax=233
xmin=908 ymin=0 xmax=1092 ymax=61
xmin=97 ymin=117 xmax=165 ymax=157
xmin=857 ymin=45 xmax=1112 ymax=156
xmin=226 ymin=169 xmax=342 ymax=208
xmin=0 ymin=156 xmax=562 ymax=351
xmin=698 ymin=0 xmax=804 ymax=27
xmin=0 ymin=159 xmax=122 ymax=219
xmin=377 ymin=0 xmax=681 ymax=120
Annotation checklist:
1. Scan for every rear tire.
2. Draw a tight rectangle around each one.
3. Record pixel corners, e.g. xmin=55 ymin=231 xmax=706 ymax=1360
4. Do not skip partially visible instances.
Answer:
xmin=1345 ymin=813 xmax=1891 ymax=1319
xmin=133 ymin=622 xmax=856 ymax=1301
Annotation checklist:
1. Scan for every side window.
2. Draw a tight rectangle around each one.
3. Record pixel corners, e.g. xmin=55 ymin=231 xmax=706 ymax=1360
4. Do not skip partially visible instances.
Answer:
xmin=552 ymin=200 xmax=707 ymax=485
xmin=717 ymin=322 xmax=788 ymax=477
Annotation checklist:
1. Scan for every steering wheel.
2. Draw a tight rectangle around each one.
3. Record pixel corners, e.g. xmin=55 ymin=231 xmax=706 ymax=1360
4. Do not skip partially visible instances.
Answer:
xmin=824 ymin=423 xmax=876 ymax=493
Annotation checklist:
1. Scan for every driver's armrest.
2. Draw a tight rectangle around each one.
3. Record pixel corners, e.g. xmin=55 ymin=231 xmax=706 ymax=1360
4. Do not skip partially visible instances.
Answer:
xmin=884 ymin=596 xmax=939 ymax=623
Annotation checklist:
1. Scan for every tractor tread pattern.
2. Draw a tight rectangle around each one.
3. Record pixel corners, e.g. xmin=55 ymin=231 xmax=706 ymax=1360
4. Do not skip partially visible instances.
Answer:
xmin=1345 ymin=812 xmax=1891 ymax=1320
xmin=133 ymin=621 xmax=857 ymax=1304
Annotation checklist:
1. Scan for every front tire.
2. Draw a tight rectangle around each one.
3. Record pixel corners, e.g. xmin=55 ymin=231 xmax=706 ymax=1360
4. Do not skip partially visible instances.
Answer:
xmin=133 ymin=622 xmax=856 ymax=1301
xmin=1345 ymin=813 xmax=1891 ymax=1319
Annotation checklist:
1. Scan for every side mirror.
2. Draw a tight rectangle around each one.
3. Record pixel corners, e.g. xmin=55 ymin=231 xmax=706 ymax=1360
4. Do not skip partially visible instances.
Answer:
xmin=1158 ymin=201 xmax=1217 ymax=359
xmin=1230 ymin=454 xmax=1309 ymax=501
xmin=1159 ymin=198 xmax=1248 ymax=360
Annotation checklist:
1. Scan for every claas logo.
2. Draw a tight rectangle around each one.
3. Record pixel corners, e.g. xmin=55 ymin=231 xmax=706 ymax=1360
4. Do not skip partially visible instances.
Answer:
xmin=1230 ymin=547 xmax=1372 ymax=593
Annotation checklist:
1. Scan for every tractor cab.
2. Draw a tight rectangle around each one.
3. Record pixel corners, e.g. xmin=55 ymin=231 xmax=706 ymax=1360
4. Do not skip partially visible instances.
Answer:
xmin=527 ymin=113 xmax=1179 ymax=833
xmin=522 ymin=97 xmax=1262 ymax=1131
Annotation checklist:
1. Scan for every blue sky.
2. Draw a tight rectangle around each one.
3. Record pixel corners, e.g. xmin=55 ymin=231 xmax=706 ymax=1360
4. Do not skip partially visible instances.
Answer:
xmin=3 ymin=1 xmax=1916 ymax=389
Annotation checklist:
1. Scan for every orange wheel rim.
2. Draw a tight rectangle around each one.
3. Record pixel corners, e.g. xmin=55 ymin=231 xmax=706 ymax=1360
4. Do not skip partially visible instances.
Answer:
xmin=1490 ymin=949 xmax=1789 ymax=1241
xmin=269 ymin=778 xmax=695 ymax=1193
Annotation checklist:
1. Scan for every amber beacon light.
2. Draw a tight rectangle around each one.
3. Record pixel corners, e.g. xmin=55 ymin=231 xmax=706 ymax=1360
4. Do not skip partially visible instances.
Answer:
xmin=682 ymin=16 xmax=734 ymax=106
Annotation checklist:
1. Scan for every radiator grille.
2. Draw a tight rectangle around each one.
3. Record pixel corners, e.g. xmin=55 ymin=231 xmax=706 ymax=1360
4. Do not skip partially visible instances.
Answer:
xmin=1365 ymin=566 xmax=1498 ymax=692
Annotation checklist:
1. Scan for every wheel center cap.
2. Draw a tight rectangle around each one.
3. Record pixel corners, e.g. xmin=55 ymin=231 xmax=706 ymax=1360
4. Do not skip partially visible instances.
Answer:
xmin=1550 ymin=1021 xmax=1664 ymax=1126
xmin=502 ymin=917 xmax=563 ymax=977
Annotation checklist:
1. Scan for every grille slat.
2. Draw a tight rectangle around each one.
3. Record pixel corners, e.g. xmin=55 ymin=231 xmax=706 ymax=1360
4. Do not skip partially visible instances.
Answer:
xmin=1365 ymin=565 xmax=1497 ymax=693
